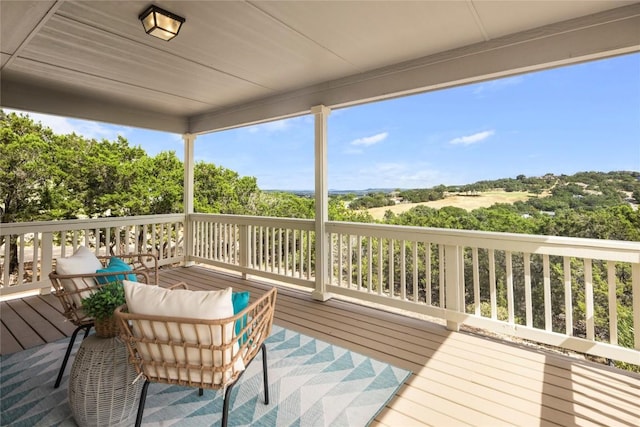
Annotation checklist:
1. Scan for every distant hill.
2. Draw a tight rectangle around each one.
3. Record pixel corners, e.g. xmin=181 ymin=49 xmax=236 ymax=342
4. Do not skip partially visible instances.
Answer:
xmin=263 ymin=188 xmax=399 ymax=197
xmin=361 ymin=171 xmax=640 ymax=218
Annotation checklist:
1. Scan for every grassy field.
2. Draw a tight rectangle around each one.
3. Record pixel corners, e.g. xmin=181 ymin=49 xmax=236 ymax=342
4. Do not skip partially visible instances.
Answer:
xmin=367 ymin=191 xmax=533 ymax=220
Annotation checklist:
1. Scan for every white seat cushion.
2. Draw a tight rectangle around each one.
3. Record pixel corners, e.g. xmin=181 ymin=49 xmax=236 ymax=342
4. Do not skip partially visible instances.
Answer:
xmin=123 ymin=280 xmax=245 ymax=385
xmin=55 ymin=246 xmax=103 ymax=309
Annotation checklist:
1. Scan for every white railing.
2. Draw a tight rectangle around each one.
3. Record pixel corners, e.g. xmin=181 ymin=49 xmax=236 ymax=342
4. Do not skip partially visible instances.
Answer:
xmin=189 ymin=213 xmax=315 ymax=289
xmin=0 ymin=214 xmax=185 ymax=297
xmin=3 ymin=212 xmax=638 ymax=364
xmin=326 ymin=221 xmax=640 ymax=365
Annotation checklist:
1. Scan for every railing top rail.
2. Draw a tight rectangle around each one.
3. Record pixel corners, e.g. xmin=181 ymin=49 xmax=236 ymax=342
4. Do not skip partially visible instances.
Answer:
xmin=189 ymin=213 xmax=315 ymax=230
xmin=327 ymin=221 xmax=640 ymax=262
xmin=0 ymin=214 xmax=186 ymax=235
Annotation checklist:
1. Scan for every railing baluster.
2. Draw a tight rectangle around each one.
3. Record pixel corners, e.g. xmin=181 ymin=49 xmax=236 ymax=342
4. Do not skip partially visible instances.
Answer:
xmin=633 ymin=263 xmax=640 ymax=350
xmin=607 ymin=261 xmax=617 ymax=345
xmin=278 ymin=228 xmax=283 ymax=275
xmin=506 ymin=251 xmax=514 ymax=323
xmin=367 ymin=237 xmax=373 ymax=293
xmin=105 ymin=227 xmax=112 ymax=255
xmin=489 ymin=249 xmax=497 ymax=319
xmin=285 ymin=229 xmax=290 ymax=275
xmin=3 ymin=238 xmax=11 ymax=286
xmin=306 ymin=230 xmax=312 ymax=279
xmin=298 ymin=229 xmax=302 ymax=278
xmin=263 ymin=226 xmax=268 ymax=271
xmin=338 ymin=233 xmax=343 ymax=286
xmin=270 ymin=227 xmax=275 ymax=272
xmin=60 ymin=231 xmax=67 ymax=257
xmin=206 ymin=221 xmax=210 ymax=259
xmin=412 ymin=242 xmax=418 ymax=303
xmin=220 ymin=223 xmax=225 ymax=263
xmin=585 ymin=258 xmax=594 ymax=340
xmin=388 ymin=240 xmax=394 ymax=297
xmin=357 ymin=235 xmax=363 ymax=292
xmin=564 ymin=257 xmax=573 ymax=335
xmin=292 ymin=229 xmax=297 ymax=277
xmin=16 ymin=235 xmax=25 ymax=285
xmin=159 ymin=223 xmax=165 ymax=260
xmin=543 ymin=254 xmax=551 ymax=331
xmin=400 ymin=240 xmax=406 ymax=300
xmin=524 ymin=253 xmax=532 ymax=328
xmin=425 ymin=242 xmax=431 ymax=306
xmin=377 ymin=238 xmax=383 ymax=296
xmin=148 ymin=225 xmax=154 ymax=257
xmin=459 ymin=247 xmax=465 ymax=311
xmin=473 ymin=247 xmax=480 ymax=316
xmin=348 ymin=234 xmax=353 ymax=289
xmin=41 ymin=232 xmax=53 ymax=292
xmin=114 ymin=228 xmax=121 ymax=255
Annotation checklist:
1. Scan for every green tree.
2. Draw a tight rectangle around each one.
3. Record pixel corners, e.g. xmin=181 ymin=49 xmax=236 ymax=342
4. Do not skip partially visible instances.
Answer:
xmin=194 ymin=162 xmax=259 ymax=214
xmin=1 ymin=112 xmax=61 ymax=271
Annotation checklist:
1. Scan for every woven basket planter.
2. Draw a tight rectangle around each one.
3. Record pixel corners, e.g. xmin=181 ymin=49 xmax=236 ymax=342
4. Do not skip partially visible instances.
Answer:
xmin=69 ymin=336 xmax=142 ymax=427
xmin=94 ymin=316 xmax=119 ymax=338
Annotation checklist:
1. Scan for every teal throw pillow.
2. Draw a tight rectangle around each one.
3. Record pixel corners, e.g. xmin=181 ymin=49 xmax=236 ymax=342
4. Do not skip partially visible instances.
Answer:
xmin=95 ymin=257 xmax=136 ymax=284
xmin=232 ymin=291 xmax=250 ymax=343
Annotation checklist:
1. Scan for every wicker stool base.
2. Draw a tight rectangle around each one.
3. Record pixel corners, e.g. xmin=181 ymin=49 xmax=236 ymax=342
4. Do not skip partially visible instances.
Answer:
xmin=69 ymin=336 xmax=142 ymax=427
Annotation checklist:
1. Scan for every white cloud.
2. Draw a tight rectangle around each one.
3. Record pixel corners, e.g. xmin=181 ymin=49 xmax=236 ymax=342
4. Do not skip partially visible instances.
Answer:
xmin=350 ymin=132 xmax=388 ymax=146
xmin=5 ymin=109 xmax=127 ymax=140
xmin=330 ymin=162 xmax=448 ymax=189
xmin=449 ymin=130 xmax=495 ymax=146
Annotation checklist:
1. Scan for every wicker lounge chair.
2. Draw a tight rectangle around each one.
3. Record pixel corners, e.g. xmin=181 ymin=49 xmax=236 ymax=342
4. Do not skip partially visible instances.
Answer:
xmin=49 ymin=251 xmax=158 ymax=388
xmin=115 ymin=285 xmax=277 ymax=427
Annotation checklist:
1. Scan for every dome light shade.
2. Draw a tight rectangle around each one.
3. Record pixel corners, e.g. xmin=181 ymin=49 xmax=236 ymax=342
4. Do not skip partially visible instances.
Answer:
xmin=139 ymin=5 xmax=185 ymax=41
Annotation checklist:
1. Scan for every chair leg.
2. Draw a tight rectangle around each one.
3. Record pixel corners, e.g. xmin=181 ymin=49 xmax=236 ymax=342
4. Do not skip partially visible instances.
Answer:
xmin=217 ymin=344 xmax=269 ymax=426
xmin=82 ymin=325 xmax=91 ymax=339
xmin=135 ymin=380 xmax=151 ymax=427
xmin=261 ymin=343 xmax=269 ymax=404
xmin=54 ymin=323 xmax=92 ymax=388
xmin=221 ymin=382 xmax=236 ymax=427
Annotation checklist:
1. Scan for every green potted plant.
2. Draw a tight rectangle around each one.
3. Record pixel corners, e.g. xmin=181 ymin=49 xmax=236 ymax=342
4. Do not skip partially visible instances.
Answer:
xmin=82 ymin=281 xmax=125 ymax=338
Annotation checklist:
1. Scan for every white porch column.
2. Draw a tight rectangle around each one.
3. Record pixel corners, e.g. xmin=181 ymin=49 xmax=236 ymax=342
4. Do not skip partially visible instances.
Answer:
xmin=183 ymin=133 xmax=196 ymax=267
xmin=444 ymin=244 xmax=462 ymax=331
xmin=311 ymin=105 xmax=332 ymax=301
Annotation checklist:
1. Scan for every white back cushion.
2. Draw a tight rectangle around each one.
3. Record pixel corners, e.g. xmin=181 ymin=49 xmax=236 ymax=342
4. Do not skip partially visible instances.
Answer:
xmin=55 ymin=246 xmax=103 ymax=308
xmin=123 ymin=280 xmax=244 ymax=385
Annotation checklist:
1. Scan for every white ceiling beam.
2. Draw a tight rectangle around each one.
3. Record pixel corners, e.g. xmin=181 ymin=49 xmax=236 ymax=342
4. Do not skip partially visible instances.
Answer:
xmin=1 ymin=78 xmax=188 ymax=133
xmin=189 ymin=4 xmax=640 ymax=135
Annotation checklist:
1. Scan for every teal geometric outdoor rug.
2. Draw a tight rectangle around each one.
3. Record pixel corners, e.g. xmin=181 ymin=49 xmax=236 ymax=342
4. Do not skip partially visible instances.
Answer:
xmin=1 ymin=325 xmax=411 ymax=426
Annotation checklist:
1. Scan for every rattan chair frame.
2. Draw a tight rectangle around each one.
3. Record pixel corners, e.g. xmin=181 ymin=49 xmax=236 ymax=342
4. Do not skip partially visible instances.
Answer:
xmin=115 ymin=286 xmax=277 ymax=427
xmin=49 ymin=252 xmax=159 ymax=388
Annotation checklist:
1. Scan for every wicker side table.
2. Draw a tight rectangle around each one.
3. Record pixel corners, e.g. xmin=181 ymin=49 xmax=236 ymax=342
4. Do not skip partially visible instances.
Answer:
xmin=68 ymin=335 xmax=142 ymax=427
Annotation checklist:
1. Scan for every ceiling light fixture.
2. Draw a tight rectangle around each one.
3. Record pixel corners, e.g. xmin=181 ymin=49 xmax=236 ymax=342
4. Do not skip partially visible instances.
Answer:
xmin=139 ymin=5 xmax=185 ymax=41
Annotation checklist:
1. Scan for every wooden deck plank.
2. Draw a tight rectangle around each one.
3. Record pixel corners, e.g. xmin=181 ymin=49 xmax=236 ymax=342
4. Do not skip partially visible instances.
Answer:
xmin=38 ymin=292 xmax=67 ymax=315
xmin=228 ymin=285 xmax=636 ymax=424
xmin=2 ymin=265 xmax=639 ymax=427
xmin=0 ymin=300 xmax=45 ymax=350
xmin=0 ymin=321 xmax=22 ymax=355
xmin=24 ymin=295 xmax=77 ymax=336
xmin=5 ymin=299 xmax=66 ymax=343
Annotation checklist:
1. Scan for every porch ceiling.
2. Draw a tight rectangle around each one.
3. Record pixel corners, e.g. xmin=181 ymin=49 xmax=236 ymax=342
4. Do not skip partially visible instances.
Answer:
xmin=1 ymin=1 xmax=639 ymax=134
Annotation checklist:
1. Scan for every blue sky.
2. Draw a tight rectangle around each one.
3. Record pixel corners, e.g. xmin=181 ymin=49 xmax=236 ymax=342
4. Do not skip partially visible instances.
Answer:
xmin=10 ymin=52 xmax=640 ymax=191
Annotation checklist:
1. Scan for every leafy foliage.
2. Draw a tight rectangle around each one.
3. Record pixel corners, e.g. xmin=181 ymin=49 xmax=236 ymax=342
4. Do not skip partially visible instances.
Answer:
xmin=81 ymin=281 xmax=125 ymax=321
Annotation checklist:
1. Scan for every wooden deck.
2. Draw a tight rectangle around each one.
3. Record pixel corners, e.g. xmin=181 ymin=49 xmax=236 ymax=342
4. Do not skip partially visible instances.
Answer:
xmin=2 ymin=265 xmax=639 ymax=426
